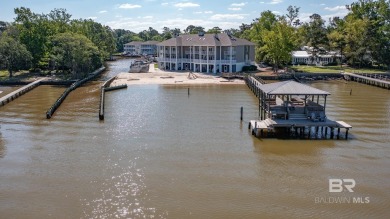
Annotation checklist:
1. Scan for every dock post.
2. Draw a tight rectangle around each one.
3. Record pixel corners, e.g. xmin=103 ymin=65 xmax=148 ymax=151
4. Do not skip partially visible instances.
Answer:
xmin=337 ymin=128 xmax=341 ymax=139
xmin=188 ymin=87 xmax=190 ymax=96
xmin=240 ymin=106 xmax=243 ymax=121
xmin=325 ymin=127 xmax=328 ymax=139
xmin=345 ymin=129 xmax=349 ymax=140
xmin=330 ymin=128 xmax=334 ymax=139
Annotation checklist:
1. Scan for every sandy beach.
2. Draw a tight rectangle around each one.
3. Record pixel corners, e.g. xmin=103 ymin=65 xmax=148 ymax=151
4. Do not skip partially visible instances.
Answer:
xmin=110 ymin=64 xmax=245 ymax=86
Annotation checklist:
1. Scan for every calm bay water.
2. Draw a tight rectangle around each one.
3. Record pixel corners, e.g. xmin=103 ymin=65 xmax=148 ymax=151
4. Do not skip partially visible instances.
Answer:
xmin=0 ymin=60 xmax=389 ymax=218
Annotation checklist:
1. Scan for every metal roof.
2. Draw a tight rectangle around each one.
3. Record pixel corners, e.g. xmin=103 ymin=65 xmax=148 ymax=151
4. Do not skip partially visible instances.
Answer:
xmin=157 ymin=33 xmax=256 ymax=47
xmin=259 ymin=80 xmax=330 ymax=95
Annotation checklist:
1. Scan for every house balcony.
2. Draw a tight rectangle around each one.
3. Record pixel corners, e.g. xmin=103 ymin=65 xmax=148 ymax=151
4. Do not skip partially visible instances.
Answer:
xmin=157 ymin=58 xmax=237 ymax=64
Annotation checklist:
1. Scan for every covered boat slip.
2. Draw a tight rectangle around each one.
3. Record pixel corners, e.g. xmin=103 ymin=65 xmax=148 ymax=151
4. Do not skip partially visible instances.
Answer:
xmin=245 ymin=77 xmax=352 ymax=139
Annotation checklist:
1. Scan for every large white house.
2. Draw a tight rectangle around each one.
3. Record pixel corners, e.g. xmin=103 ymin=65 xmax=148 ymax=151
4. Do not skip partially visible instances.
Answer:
xmin=156 ymin=33 xmax=256 ymax=73
xmin=123 ymin=41 xmax=159 ymax=56
xmin=292 ymin=49 xmax=342 ymax=66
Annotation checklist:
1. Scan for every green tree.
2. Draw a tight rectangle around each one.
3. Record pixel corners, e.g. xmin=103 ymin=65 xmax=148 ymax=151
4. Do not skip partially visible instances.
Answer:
xmin=244 ymin=10 xmax=278 ymax=61
xmin=286 ymin=5 xmax=300 ymax=26
xmin=50 ymin=32 xmax=101 ymax=78
xmin=260 ymin=20 xmax=297 ymax=71
xmin=327 ymin=17 xmax=346 ymax=66
xmin=206 ymin=27 xmax=222 ymax=34
xmin=14 ymin=7 xmax=50 ymax=68
xmin=303 ymin=14 xmax=328 ymax=63
xmin=0 ymin=32 xmax=32 ymax=77
xmin=184 ymin=25 xmax=205 ymax=34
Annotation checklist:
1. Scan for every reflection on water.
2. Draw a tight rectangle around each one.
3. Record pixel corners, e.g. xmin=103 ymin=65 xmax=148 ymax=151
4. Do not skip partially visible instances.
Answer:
xmin=0 ymin=133 xmax=5 ymax=158
xmin=0 ymin=59 xmax=389 ymax=218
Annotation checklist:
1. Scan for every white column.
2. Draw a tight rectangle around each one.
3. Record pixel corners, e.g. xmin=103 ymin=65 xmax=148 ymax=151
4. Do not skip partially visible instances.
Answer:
xmin=220 ymin=46 xmax=222 ymax=72
xmin=176 ymin=45 xmax=178 ymax=70
xmin=230 ymin=46 xmax=233 ymax=72
xmin=214 ymin=45 xmax=217 ymax=74
xmin=206 ymin=46 xmax=209 ymax=73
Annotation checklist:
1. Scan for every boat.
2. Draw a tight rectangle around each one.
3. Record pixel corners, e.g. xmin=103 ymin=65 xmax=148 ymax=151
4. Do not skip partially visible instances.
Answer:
xmin=129 ymin=60 xmax=150 ymax=73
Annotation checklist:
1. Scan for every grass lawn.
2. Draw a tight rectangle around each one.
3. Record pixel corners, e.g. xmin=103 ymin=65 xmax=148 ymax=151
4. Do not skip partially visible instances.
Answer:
xmin=290 ymin=65 xmax=388 ymax=74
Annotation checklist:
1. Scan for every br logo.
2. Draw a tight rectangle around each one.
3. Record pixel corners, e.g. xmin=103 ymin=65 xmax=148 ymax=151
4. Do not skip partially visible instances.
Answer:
xmin=329 ymin=179 xmax=356 ymax=192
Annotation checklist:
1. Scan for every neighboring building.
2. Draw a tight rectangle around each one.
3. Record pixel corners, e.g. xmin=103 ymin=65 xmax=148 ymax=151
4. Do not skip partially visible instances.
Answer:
xmin=292 ymin=47 xmax=342 ymax=66
xmin=123 ymin=41 xmax=159 ymax=56
xmin=156 ymin=33 xmax=256 ymax=73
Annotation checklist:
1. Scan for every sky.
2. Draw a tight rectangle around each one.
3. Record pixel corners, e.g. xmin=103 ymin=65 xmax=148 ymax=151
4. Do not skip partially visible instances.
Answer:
xmin=0 ymin=0 xmax=356 ymax=33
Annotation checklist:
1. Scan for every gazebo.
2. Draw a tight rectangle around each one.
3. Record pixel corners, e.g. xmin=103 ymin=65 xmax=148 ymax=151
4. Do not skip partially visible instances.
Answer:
xmin=256 ymin=80 xmax=330 ymax=121
xmin=246 ymin=77 xmax=352 ymax=139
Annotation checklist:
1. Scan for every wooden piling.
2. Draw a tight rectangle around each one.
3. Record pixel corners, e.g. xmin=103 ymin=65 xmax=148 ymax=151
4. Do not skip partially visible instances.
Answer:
xmin=240 ymin=106 xmax=243 ymax=121
xmin=337 ymin=128 xmax=341 ymax=139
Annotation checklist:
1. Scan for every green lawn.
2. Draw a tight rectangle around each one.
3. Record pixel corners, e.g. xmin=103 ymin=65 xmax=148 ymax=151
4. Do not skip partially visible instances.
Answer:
xmin=0 ymin=70 xmax=9 ymax=79
xmin=290 ymin=65 xmax=388 ymax=74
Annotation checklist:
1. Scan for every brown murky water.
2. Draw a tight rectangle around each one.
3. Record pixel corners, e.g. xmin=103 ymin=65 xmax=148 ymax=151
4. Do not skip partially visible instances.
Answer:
xmin=0 ymin=60 xmax=389 ymax=218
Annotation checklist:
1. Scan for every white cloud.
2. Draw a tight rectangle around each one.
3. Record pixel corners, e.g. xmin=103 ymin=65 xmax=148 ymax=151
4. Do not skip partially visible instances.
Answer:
xmin=99 ymin=10 xmax=107 ymax=14
xmin=174 ymin=2 xmax=200 ymax=8
xmin=231 ymin=2 xmax=247 ymax=7
xmin=324 ymin=6 xmax=347 ymax=12
xmin=210 ymin=14 xmax=246 ymax=20
xmin=228 ymin=8 xmax=242 ymax=11
xmin=320 ymin=3 xmax=326 ymax=6
xmin=119 ymin=4 xmax=142 ymax=9
xmin=260 ymin=1 xmax=265 ymax=3
xmin=106 ymin=17 xmax=242 ymax=33
xmin=268 ymin=0 xmax=283 ymax=4
xmin=141 ymin=16 xmax=153 ymax=19
xmin=194 ymin=11 xmax=213 ymax=14
xmin=161 ymin=3 xmax=168 ymax=6
xmin=272 ymin=11 xmax=281 ymax=14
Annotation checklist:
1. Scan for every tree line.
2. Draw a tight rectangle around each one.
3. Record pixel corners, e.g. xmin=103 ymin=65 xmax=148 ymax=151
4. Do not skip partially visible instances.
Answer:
xmin=1 ymin=0 xmax=389 ymax=78
xmin=0 ymin=8 xmax=115 ymax=78
xmin=240 ymin=0 xmax=390 ymax=70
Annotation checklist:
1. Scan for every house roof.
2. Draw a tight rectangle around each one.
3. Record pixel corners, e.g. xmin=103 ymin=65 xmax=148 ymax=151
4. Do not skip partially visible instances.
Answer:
xmin=259 ymin=80 xmax=330 ymax=95
xmin=125 ymin=41 xmax=159 ymax=46
xmin=292 ymin=50 xmax=342 ymax=58
xmin=292 ymin=51 xmax=310 ymax=57
xmin=157 ymin=33 xmax=256 ymax=47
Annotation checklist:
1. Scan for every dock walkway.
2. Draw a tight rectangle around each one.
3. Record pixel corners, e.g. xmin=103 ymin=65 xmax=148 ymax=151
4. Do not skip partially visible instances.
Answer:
xmin=249 ymin=118 xmax=352 ymax=139
xmin=0 ymin=78 xmax=45 ymax=107
xmin=342 ymin=72 xmax=390 ymax=89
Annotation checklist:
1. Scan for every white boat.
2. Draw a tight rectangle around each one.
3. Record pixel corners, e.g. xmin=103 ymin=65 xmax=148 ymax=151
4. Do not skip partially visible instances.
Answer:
xmin=129 ymin=60 xmax=150 ymax=73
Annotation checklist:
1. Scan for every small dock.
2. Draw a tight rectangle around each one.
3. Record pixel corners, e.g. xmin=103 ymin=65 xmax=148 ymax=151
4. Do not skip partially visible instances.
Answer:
xmin=249 ymin=118 xmax=352 ymax=139
xmin=0 ymin=78 xmax=44 ymax=107
xmin=245 ymin=76 xmax=352 ymax=139
xmin=342 ymin=72 xmax=390 ymax=89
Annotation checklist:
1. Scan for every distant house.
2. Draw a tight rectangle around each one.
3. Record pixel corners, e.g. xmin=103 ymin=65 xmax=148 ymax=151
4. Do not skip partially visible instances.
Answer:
xmin=156 ymin=32 xmax=256 ymax=73
xmin=123 ymin=41 xmax=159 ymax=56
xmin=292 ymin=47 xmax=342 ymax=66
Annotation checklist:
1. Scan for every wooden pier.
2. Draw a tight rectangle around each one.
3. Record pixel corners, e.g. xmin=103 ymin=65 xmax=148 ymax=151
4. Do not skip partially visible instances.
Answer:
xmin=342 ymin=72 xmax=390 ymax=89
xmin=99 ymin=76 xmax=117 ymax=120
xmin=0 ymin=78 xmax=44 ymax=107
xmin=245 ymin=76 xmax=352 ymax=140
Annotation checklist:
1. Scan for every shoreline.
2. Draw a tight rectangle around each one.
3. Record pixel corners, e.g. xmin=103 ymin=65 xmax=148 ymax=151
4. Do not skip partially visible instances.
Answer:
xmin=110 ymin=64 xmax=245 ymax=86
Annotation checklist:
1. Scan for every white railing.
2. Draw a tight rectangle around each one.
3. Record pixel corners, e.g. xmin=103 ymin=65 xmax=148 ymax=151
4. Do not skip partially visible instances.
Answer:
xmin=156 ymin=58 xmax=237 ymax=64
